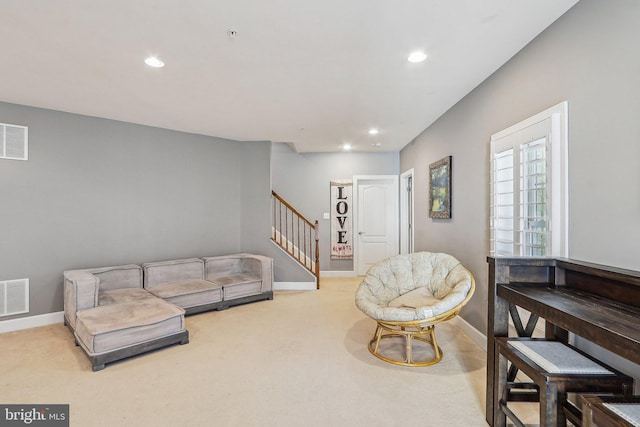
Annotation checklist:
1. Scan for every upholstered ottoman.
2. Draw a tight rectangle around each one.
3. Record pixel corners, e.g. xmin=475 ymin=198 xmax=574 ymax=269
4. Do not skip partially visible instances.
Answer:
xmin=74 ymin=298 xmax=188 ymax=371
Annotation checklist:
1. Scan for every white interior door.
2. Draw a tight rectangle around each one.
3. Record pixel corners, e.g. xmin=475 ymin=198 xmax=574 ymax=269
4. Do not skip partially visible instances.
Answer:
xmin=354 ymin=175 xmax=399 ymax=275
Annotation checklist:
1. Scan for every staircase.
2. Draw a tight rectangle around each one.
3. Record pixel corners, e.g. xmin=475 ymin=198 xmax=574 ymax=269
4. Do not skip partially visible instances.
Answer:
xmin=271 ymin=191 xmax=320 ymax=289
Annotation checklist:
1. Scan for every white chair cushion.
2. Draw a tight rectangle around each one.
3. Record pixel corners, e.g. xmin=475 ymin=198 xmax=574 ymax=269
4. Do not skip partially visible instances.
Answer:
xmin=355 ymin=252 xmax=473 ymax=322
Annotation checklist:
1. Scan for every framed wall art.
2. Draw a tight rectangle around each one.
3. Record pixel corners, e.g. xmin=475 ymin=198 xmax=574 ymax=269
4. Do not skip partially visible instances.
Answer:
xmin=330 ymin=180 xmax=353 ymax=259
xmin=428 ymin=156 xmax=452 ymax=219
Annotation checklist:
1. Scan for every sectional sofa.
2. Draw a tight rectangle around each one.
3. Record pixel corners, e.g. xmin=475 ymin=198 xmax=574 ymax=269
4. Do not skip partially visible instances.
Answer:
xmin=63 ymin=253 xmax=273 ymax=371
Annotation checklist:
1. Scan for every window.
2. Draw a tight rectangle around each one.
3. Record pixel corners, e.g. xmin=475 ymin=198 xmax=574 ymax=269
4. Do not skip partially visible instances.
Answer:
xmin=490 ymin=102 xmax=568 ymax=257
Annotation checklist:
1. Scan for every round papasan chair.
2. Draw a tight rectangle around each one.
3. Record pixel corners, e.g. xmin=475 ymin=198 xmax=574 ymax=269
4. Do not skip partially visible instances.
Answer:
xmin=355 ymin=252 xmax=475 ymax=367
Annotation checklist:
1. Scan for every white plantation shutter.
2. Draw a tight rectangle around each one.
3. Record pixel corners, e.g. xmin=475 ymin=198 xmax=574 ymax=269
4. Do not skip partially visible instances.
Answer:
xmin=490 ymin=102 xmax=568 ymax=257
xmin=520 ymin=137 xmax=548 ymax=256
xmin=491 ymin=146 xmax=515 ymax=255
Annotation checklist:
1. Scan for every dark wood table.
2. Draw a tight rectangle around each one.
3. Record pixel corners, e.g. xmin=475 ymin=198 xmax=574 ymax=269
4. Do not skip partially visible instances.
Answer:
xmin=486 ymin=257 xmax=640 ymax=426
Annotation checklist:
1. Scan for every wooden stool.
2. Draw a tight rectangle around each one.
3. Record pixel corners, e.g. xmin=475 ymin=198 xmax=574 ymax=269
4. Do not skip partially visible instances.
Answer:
xmin=581 ymin=395 xmax=640 ymax=427
xmin=495 ymin=338 xmax=634 ymax=427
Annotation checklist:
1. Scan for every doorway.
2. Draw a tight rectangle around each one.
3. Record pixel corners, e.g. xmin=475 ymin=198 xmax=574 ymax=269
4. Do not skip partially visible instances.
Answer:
xmin=353 ymin=175 xmax=399 ymax=275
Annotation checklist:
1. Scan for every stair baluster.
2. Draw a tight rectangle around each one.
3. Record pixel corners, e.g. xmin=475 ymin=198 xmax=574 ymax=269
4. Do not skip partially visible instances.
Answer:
xmin=271 ymin=191 xmax=320 ymax=289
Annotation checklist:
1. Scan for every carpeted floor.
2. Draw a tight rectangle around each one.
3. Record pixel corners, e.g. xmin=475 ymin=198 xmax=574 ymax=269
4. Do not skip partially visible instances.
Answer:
xmin=1 ymin=277 xmax=494 ymax=426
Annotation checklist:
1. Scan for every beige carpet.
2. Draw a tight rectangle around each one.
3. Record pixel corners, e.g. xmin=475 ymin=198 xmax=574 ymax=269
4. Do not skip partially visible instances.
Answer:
xmin=1 ymin=277 xmax=491 ymax=426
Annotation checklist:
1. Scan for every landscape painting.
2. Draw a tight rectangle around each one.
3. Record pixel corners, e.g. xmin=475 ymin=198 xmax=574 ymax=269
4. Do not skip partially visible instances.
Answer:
xmin=428 ymin=156 xmax=452 ymax=219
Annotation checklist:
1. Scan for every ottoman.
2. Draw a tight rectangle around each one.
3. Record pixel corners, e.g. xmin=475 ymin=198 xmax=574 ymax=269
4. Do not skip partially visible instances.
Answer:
xmin=74 ymin=297 xmax=188 ymax=371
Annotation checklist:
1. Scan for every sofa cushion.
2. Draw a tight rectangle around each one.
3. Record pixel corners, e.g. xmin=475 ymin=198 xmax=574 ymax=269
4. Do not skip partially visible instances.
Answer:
xmin=209 ymin=274 xmax=262 ymax=300
xmin=74 ymin=298 xmax=185 ymax=355
xmin=388 ymin=287 xmax=441 ymax=309
xmin=142 ymin=258 xmax=204 ymax=288
xmin=99 ymin=288 xmax=158 ymax=306
xmin=144 ymin=279 xmax=222 ymax=308
xmin=91 ymin=264 xmax=143 ymax=292
xmin=204 ymin=257 xmax=243 ymax=277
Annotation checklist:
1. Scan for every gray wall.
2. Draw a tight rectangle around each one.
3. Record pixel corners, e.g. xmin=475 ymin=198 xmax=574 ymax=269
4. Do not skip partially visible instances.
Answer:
xmin=272 ymin=143 xmax=400 ymax=271
xmin=238 ymin=141 xmax=315 ymax=283
xmin=400 ymin=0 xmax=640 ymax=381
xmin=0 ymin=102 xmax=275 ymax=318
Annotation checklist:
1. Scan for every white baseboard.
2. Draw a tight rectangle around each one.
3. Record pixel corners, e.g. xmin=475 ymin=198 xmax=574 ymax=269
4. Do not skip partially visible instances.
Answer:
xmin=450 ymin=316 xmax=487 ymax=352
xmin=274 ymin=282 xmax=317 ymax=291
xmin=0 ymin=311 xmax=64 ymax=334
xmin=320 ymin=270 xmax=357 ymax=278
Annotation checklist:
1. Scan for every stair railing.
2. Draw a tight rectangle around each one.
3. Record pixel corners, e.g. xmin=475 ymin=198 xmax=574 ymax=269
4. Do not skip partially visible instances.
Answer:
xmin=271 ymin=190 xmax=320 ymax=289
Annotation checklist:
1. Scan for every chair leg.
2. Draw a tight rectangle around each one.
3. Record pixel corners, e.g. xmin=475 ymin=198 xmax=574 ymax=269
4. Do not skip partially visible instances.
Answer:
xmin=494 ymin=344 xmax=508 ymax=427
xmin=368 ymin=322 xmax=444 ymax=367
xmin=372 ymin=324 xmax=383 ymax=354
xmin=428 ymin=327 xmax=441 ymax=362
xmin=540 ymin=381 xmax=559 ymax=427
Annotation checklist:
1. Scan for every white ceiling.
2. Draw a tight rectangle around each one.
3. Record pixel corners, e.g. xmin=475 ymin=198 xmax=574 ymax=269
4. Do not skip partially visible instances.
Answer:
xmin=0 ymin=0 xmax=578 ymax=153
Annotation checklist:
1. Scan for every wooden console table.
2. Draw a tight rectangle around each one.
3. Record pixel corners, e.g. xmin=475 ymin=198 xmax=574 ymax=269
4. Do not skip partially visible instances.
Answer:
xmin=486 ymin=257 xmax=640 ymax=426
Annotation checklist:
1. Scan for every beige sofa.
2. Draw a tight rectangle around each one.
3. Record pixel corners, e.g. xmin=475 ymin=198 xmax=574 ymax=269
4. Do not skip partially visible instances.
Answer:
xmin=141 ymin=254 xmax=273 ymax=314
xmin=64 ymin=253 xmax=273 ymax=371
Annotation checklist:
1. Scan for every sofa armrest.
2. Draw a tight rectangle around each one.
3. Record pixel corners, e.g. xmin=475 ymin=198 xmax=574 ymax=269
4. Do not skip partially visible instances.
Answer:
xmin=63 ymin=270 xmax=100 ymax=328
xmin=241 ymin=254 xmax=273 ymax=293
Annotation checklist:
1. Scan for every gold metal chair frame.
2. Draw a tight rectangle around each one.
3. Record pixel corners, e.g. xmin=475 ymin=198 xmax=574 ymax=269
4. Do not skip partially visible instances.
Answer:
xmin=367 ymin=276 xmax=475 ymax=367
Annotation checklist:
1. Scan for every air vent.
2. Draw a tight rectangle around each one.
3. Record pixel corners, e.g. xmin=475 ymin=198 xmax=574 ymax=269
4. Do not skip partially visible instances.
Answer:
xmin=0 ymin=278 xmax=29 ymax=317
xmin=1 ymin=122 xmax=28 ymax=161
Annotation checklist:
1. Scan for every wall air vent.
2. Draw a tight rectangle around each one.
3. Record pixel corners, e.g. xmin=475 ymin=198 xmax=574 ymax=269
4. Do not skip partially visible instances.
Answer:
xmin=0 ymin=122 xmax=28 ymax=160
xmin=0 ymin=279 xmax=29 ymax=317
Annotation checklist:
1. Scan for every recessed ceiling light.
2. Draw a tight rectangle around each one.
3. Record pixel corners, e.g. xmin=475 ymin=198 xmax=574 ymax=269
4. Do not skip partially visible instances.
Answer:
xmin=368 ymin=128 xmax=379 ymax=135
xmin=343 ymin=143 xmax=352 ymax=151
xmin=144 ymin=56 xmax=165 ymax=68
xmin=408 ymin=51 xmax=427 ymax=63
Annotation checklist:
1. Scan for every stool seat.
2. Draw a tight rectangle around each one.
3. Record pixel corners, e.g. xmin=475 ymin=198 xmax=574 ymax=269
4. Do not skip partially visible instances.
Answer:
xmin=496 ymin=338 xmax=634 ymax=427
xmin=509 ymin=340 xmax=614 ymax=375
xmin=581 ymin=395 xmax=640 ymax=427
xmin=602 ymin=403 xmax=640 ymax=426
